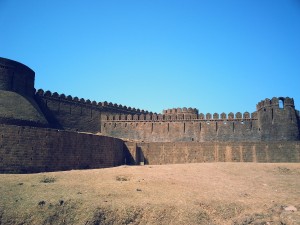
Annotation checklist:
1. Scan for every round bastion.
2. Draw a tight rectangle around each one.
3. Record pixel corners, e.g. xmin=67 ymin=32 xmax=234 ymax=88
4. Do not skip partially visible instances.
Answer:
xmin=0 ymin=57 xmax=35 ymax=97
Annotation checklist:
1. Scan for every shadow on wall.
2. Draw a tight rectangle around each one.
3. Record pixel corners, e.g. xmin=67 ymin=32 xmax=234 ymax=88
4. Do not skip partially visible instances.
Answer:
xmin=123 ymin=144 xmax=135 ymax=165
xmin=34 ymin=94 xmax=63 ymax=129
xmin=136 ymin=146 xmax=149 ymax=165
xmin=123 ymin=144 xmax=148 ymax=165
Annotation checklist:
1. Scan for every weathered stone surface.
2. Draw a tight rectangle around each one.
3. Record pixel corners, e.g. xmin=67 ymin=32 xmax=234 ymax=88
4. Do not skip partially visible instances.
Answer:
xmin=0 ymin=57 xmax=300 ymax=173
xmin=124 ymin=141 xmax=300 ymax=165
xmin=0 ymin=124 xmax=124 ymax=173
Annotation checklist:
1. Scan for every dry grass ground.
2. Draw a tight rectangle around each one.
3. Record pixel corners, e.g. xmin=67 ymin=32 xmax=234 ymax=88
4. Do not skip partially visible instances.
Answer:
xmin=0 ymin=163 xmax=299 ymax=225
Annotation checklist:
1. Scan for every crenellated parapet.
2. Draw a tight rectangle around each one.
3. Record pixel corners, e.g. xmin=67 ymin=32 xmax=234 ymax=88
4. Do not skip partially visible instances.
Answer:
xmin=102 ymin=110 xmax=257 ymax=121
xmin=35 ymin=89 xmax=150 ymax=115
xmin=162 ymin=107 xmax=199 ymax=115
xmin=256 ymin=96 xmax=299 ymax=141
xmin=256 ymin=97 xmax=295 ymax=111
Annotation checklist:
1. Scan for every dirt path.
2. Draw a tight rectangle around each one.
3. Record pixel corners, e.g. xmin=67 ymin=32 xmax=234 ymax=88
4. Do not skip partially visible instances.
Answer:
xmin=0 ymin=163 xmax=299 ymax=224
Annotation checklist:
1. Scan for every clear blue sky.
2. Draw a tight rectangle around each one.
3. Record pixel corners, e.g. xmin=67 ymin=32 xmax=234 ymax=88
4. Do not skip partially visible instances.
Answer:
xmin=1 ymin=0 xmax=299 ymax=114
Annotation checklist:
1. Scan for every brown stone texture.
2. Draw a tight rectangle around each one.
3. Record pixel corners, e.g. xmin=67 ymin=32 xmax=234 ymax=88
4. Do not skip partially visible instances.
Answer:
xmin=103 ymin=120 xmax=261 ymax=142
xmin=125 ymin=141 xmax=300 ymax=165
xmin=0 ymin=57 xmax=35 ymax=97
xmin=102 ymin=97 xmax=300 ymax=142
xmin=0 ymin=124 xmax=124 ymax=173
xmin=1 ymin=57 xmax=300 ymax=173
xmin=257 ymin=97 xmax=299 ymax=141
xmin=34 ymin=89 xmax=148 ymax=132
xmin=0 ymin=90 xmax=48 ymax=126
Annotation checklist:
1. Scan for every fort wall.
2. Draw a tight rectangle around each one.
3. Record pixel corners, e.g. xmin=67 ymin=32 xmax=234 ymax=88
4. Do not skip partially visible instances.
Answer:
xmin=103 ymin=120 xmax=261 ymax=142
xmin=1 ymin=57 xmax=300 ymax=173
xmin=257 ymin=97 xmax=300 ymax=141
xmin=0 ymin=124 xmax=124 ymax=173
xmin=125 ymin=141 xmax=300 ymax=165
xmin=35 ymin=89 xmax=150 ymax=132
xmin=101 ymin=111 xmax=260 ymax=142
xmin=102 ymin=97 xmax=300 ymax=142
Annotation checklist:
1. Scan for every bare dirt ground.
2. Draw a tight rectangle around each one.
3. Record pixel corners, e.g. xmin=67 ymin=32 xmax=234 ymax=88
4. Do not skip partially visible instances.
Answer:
xmin=0 ymin=163 xmax=299 ymax=225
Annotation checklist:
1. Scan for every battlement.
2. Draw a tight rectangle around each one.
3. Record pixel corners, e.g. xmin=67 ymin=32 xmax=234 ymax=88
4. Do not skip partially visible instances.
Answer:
xmin=36 ymin=89 xmax=151 ymax=114
xmin=256 ymin=97 xmax=295 ymax=111
xmin=162 ymin=107 xmax=199 ymax=115
xmin=102 ymin=111 xmax=257 ymax=122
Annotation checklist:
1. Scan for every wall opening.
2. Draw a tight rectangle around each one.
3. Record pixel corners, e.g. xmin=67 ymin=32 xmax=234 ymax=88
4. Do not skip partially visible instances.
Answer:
xmin=279 ymin=99 xmax=284 ymax=109
xmin=271 ymin=108 xmax=273 ymax=120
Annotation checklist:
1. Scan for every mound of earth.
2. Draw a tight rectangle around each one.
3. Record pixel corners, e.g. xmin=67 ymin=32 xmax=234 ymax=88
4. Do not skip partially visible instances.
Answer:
xmin=0 ymin=163 xmax=299 ymax=225
xmin=0 ymin=90 xmax=48 ymax=126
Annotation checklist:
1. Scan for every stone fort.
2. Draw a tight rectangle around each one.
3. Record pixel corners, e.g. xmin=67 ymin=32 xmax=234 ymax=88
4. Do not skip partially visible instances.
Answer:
xmin=0 ymin=57 xmax=299 ymax=173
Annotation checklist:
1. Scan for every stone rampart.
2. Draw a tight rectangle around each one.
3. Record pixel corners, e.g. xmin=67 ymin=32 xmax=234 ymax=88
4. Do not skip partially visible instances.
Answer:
xmin=1 ymin=57 xmax=300 ymax=171
xmin=257 ymin=97 xmax=300 ymax=141
xmin=102 ymin=111 xmax=256 ymax=121
xmin=0 ymin=124 xmax=124 ymax=173
xmin=36 ymin=89 xmax=150 ymax=114
xmin=125 ymin=141 xmax=300 ymax=165
xmin=101 ymin=111 xmax=260 ymax=142
xmin=35 ymin=89 xmax=151 ymax=132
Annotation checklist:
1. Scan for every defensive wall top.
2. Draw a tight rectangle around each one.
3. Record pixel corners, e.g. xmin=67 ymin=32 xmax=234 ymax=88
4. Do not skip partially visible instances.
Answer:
xmin=103 ymin=111 xmax=256 ymax=122
xmin=103 ymin=96 xmax=299 ymax=122
xmin=36 ymin=89 xmax=151 ymax=114
xmin=256 ymin=97 xmax=294 ymax=111
xmin=0 ymin=57 xmax=34 ymax=75
xmin=163 ymin=107 xmax=199 ymax=115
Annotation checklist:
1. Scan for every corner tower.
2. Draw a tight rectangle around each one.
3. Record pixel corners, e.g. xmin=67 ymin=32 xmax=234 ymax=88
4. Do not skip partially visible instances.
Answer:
xmin=0 ymin=57 xmax=48 ymax=126
xmin=0 ymin=57 xmax=35 ymax=97
xmin=257 ymin=97 xmax=300 ymax=141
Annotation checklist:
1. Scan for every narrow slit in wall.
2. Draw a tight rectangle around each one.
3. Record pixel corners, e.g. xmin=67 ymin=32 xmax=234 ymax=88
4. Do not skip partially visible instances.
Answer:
xmin=271 ymin=108 xmax=273 ymax=121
